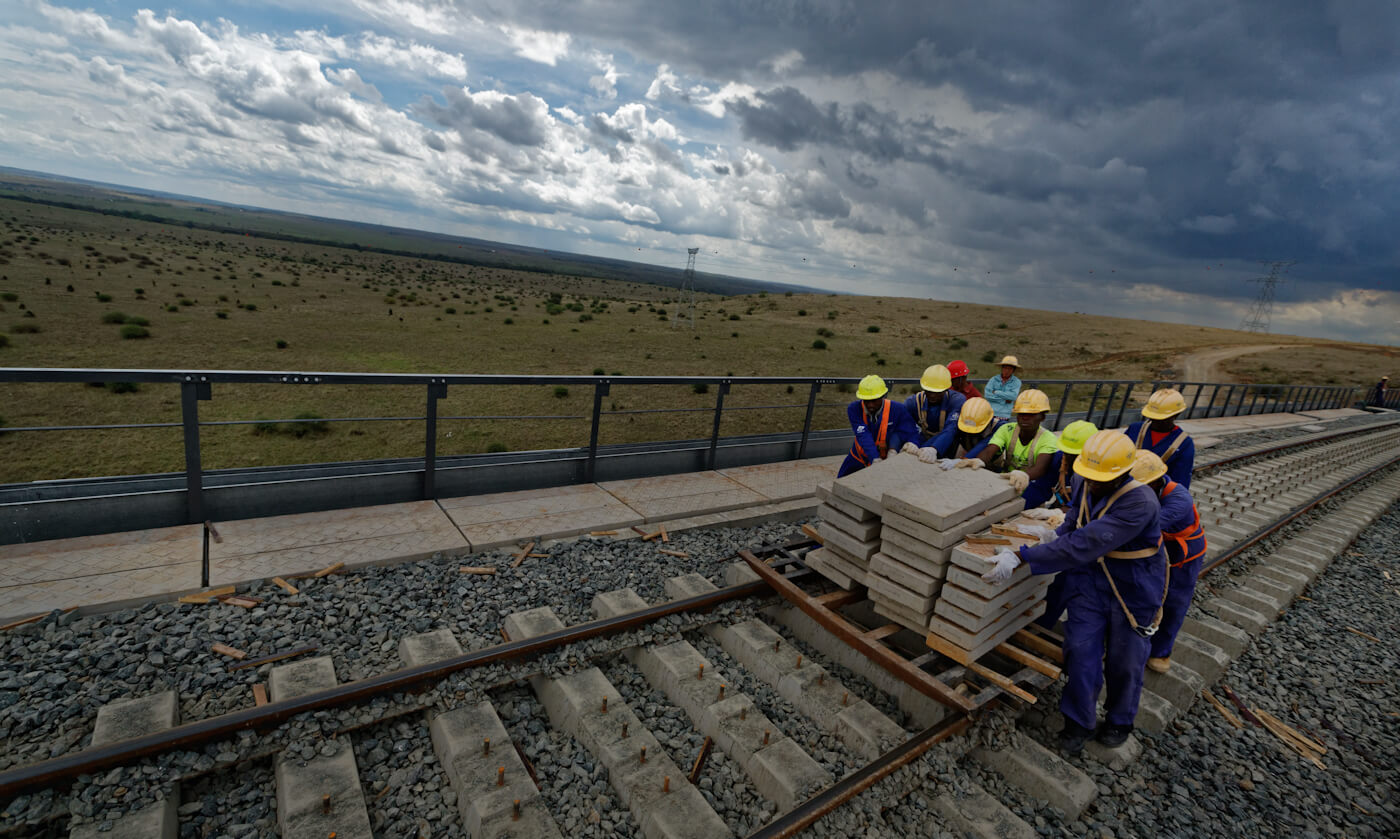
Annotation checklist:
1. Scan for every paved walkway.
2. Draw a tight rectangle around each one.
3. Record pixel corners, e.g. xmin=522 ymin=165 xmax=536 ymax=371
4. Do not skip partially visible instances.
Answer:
xmin=0 ymin=407 xmax=1376 ymax=623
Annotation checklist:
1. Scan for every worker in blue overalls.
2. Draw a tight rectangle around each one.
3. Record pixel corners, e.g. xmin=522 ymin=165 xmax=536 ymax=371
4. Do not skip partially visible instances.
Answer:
xmin=904 ymin=364 xmax=966 ymax=461
xmin=937 ymin=397 xmax=1006 ymax=470
xmin=1124 ymin=388 xmax=1195 ymax=489
xmin=838 ymin=375 xmax=920 ymax=477
xmin=982 ymin=430 xmax=1167 ymax=753
xmin=1130 ymin=450 xmax=1207 ymax=675
xmin=1029 ymin=419 xmax=1098 ymax=632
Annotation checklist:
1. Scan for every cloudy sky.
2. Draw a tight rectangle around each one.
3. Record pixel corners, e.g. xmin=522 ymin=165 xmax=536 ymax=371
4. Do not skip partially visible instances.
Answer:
xmin=2 ymin=1 xmax=1398 ymax=343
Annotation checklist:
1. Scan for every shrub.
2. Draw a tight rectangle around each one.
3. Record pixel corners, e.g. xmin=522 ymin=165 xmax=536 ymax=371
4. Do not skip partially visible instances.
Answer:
xmin=503 ymin=318 xmax=513 ymax=324
xmin=593 ymin=368 xmax=606 ymax=375
xmin=876 ymin=358 xmax=887 ymax=366
xmin=913 ymin=347 xmax=923 ymax=356
xmin=178 ymin=298 xmax=195 ymax=307
xmin=10 ymin=323 xmax=39 ymax=334
xmin=289 ymin=413 xmax=328 ymax=437
xmin=812 ymin=339 xmax=828 ymax=350
xmin=693 ymin=383 xmax=710 ymax=394
xmin=728 ymin=314 xmax=740 ymax=321
xmin=120 ymin=324 xmax=150 ymax=339
xmin=105 ymin=382 xmax=140 ymax=394
xmin=731 ymin=332 xmax=739 ymax=338
xmin=996 ymin=322 xmax=1008 ymax=329
xmin=0 ymin=334 xmax=8 ymax=348
xmin=816 ymin=327 xmax=835 ymax=338
xmin=101 ymin=311 xmax=128 ymax=324
xmin=826 ymin=310 xmax=838 ymax=319
xmin=125 ymin=315 xmax=149 ymax=326
xmin=444 ymin=307 xmax=456 ymax=314
xmin=275 ymin=340 xmax=288 ymax=349
xmin=553 ymin=386 xmax=569 ymax=399
xmin=578 ymin=313 xmax=592 ymax=322
xmin=487 ymin=442 xmax=509 ymax=453
xmin=164 ymin=304 xmax=178 ymax=312
xmin=243 ymin=303 xmax=257 ymax=311
xmin=0 ymin=292 xmax=17 ymax=302
xmin=981 ymin=350 xmax=998 ymax=363
xmin=866 ymin=325 xmax=880 ymax=333
xmin=216 ymin=311 xmax=229 ymax=319
xmin=96 ymin=293 xmax=113 ymax=302
xmin=797 ymin=309 xmax=807 ymax=316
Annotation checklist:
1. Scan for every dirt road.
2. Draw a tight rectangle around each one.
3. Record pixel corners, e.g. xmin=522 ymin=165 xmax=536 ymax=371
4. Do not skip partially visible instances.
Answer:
xmin=1178 ymin=344 xmax=1288 ymax=382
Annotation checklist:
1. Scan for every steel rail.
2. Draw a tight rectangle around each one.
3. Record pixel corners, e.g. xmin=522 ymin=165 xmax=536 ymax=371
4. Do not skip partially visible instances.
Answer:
xmin=0 ymin=556 xmax=809 ymax=800
xmin=744 ymin=712 xmax=973 ymax=839
xmin=1194 ymin=418 xmax=1400 ymax=474
xmin=1200 ymin=451 xmax=1400 ymax=576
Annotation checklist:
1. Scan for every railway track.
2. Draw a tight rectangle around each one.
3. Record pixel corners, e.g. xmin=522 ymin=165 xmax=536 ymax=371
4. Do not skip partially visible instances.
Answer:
xmin=2 ymin=417 xmax=1399 ymax=838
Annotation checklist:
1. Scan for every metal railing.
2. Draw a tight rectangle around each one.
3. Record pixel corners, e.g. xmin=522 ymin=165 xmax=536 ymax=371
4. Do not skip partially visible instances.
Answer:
xmin=0 ymin=368 xmax=1365 ymax=540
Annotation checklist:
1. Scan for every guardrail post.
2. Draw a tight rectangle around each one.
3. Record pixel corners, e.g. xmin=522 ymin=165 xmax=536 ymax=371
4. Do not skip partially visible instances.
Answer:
xmin=180 ymin=378 xmax=211 ymax=524
xmin=1052 ymin=383 xmax=1072 ymax=430
xmin=1084 ymin=383 xmax=1103 ymax=425
xmin=423 ymin=382 xmax=447 ymax=499
xmin=707 ymin=381 xmax=730 ymax=471
xmin=585 ymin=381 xmax=610 ymax=483
xmin=1232 ymin=385 xmax=1248 ymax=417
xmin=1100 ymin=384 xmax=1119 ymax=427
xmin=1113 ymin=383 xmax=1136 ymax=427
xmin=1247 ymin=386 xmax=1262 ymax=415
xmin=1187 ymin=383 xmax=1204 ymax=420
xmin=798 ymin=382 xmax=822 ymax=459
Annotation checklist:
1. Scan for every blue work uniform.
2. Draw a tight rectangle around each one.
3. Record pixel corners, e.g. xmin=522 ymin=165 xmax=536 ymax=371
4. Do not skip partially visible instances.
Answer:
xmin=1021 ymin=451 xmax=1063 ymax=509
xmin=1124 ymin=421 xmax=1195 ymax=489
xmin=904 ymin=390 xmax=966 ymax=457
xmin=1019 ymin=478 xmax=1167 ymax=732
xmin=960 ymin=418 xmax=1009 ymax=460
xmin=837 ymin=399 xmax=920 ymax=477
xmin=1151 ymin=480 xmax=1207 ymax=660
xmin=984 ymin=374 xmax=1022 ymax=419
xmin=1036 ymin=472 xmax=1082 ymax=632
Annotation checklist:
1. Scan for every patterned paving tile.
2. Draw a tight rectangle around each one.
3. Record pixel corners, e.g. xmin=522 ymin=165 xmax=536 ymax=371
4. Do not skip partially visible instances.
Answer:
xmin=0 ymin=562 xmax=202 ymax=622
xmin=210 ymin=501 xmax=458 ymax=558
xmin=439 ymin=485 xmax=626 ymax=527
xmin=0 ymin=526 xmax=202 ymax=588
xmin=210 ymin=527 xmax=468 ymax=586
xmin=459 ymin=505 xmax=645 ymax=551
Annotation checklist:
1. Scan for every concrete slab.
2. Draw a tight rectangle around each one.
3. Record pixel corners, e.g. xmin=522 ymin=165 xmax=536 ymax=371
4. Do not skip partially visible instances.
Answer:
xmin=719 ymin=458 xmax=842 ymax=503
xmin=1217 ymin=586 xmax=1284 ymax=617
xmin=805 ymin=549 xmax=855 ymax=589
xmin=70 ymin=799 xmax=178 ymax=839
xmin=268 ymin=656 xmax=337 ymax=702
xmin=940 ymin=570 xmax=1051 ymax=621
xmin=926 ymin=601 xmax=1046 ymax=663
xmin=1205 ymin=598 xmax=1270 ymax=636
xmin=972 ymin=734 xmax=1097 ymax=820
xmin=398 ymin=628 xmax=463 ymax=668
xmin=880 ymin=497 xmax=1026 ymax=550
xmin=829 ymin=453 xmax=931 ymax=513
xmin=932 ymin=783 xmax=1037 ymax=839
xmin=1134 ymin=689 xmax=1178 ymax=734
xmin=599 ymin=471 xmax=767 ymax=522
xmin=1143 ymin=661 xmax=1205 ymax=709
xmin=816 ymin=523 xmax=880 ymax=562
xmin=868 ymin=553 xmax=942 ymax=597
xmin=92 ymin=691 xmax=179 ymax=747
xmin=1164 ymin=634 xmax=1231 ymax=686
xmin=865 ymin=572 xmax=936 ymax=614
xmin=876 ymin=539 xmax=950 ymax=582
xmin=275 ymin=748 xmax=373 ymax=839
xmin=808 ymin=545 xmax=868 ymax=585
xmin=817 ymin=503 xmax=882 ymax=541
xmin=878 ymin=526 xmax=954 ymax=569
xmin=871 ymin=594 xmax=934 ymax=633
xmin=945 ymin=553 xmax=1034 ymax=598
xmin=814 ymin=483 xmax=877 ymax=522
xmin=933 ymin=585 xmax=1048 ymax=634
xmin=882 ymin=468 xmax=1018 ymax=531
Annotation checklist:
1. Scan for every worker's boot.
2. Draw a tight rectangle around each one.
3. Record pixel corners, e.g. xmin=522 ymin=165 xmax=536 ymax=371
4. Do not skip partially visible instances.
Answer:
xmin=1096 ymin=724 xmax=1133 ymax=747
xmin=1147 ymin=656 xmax=1171 ymax=674
xmin=1058 ymin=719 xmax=1093 ymax=755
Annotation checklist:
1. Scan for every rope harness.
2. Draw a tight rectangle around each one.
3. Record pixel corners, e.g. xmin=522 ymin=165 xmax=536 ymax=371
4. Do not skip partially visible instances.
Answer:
xmin=1000 ymin=425 xmax=1048 ymax=473
xmin=1134 ymin=423 xmax=1189 ymax=463
xmin=1079 ymin=479 xmax=1168 ymax=638
xmin=914 ymin=391 xmax=948 ymax=441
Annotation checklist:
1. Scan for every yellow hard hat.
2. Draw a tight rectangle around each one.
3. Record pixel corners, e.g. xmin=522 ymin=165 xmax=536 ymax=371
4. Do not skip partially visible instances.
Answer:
xmin=1130 ymin=450 xmax=1168 ymax=484
xmin=957 ymin=397 xmax=995 ymax=433
xmin=856 ymin=375 xmax=888 ymax=400
xmin=919 ymin=364 xmax=952 ymax=393
xmin=999 ymin=355 xmax=1020 ymax=368
xmin=1057 ymin=420 xmax=1098 ymax=454
xmin=1142 ymin=388 xmax=1186 ymax=420
xmin=1073 ymin=430 xmax=1138 ymax=482
xmin=1012 ymin=388 xmax=1050 ymax=414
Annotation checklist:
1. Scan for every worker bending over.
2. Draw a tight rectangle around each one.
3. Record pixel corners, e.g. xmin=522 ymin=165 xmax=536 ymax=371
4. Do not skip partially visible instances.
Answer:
xmin=1124 ymin=388 xmax=1195 ymax=488
xmin=838 ymin=375 xmax=920 ymax=477
xmin=984 ymin=355 xmax=1023 ymax=419
xmin=948 ymin=360 xmax=981 ymax=400
xmin=1130 ymin=451 xmax=1207 ymax=675
xmin=982 ymin=431 xmax=1167 ymax=752
xmin=940 ymin=397 xmax=1004 ymax=463
xmin=971 ymin=390 xmax=1059 ymax=502
xmin=905 ymin=364 xmax=966 ymax=459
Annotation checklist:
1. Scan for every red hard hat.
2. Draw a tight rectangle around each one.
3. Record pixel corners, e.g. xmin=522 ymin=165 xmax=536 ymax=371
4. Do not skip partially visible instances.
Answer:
xmin=948 ymin=360 xmax=970 ymax=377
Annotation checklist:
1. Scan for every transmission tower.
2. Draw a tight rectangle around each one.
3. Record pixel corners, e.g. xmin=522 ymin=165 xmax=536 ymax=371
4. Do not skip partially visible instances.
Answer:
xmin=1239 ymin=260 xmax=1293 ymax=333
xmin=675 ymin=247 xmax=698 ymax=329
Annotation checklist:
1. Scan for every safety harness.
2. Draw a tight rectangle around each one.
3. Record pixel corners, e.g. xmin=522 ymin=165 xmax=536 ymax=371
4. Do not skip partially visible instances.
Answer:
xmin=914 ymin=391 xmax=948 ymax=440
xmin=1001 ymin=425 xmax=1049 ymax=472
xmin=848 ymin=400 xmax=891 ymax=466
xmin=1159 ymin=481 xmax=1207 ymax=567
xmin=1053 ymin=456 xmax=1073 ymax=507
xmin=1134 ymin=423 xmax=1189 ymax=463
xmin=1078 ymin=479 xmax=1168 ymax=638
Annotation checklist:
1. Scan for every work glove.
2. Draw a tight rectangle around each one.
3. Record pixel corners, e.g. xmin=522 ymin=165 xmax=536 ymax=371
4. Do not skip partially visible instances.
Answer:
xmin=954 ymin=458 xmax=984 ymax=470
xmin=981 ymin=549 xmax=1022 ymax=584
xmin=1044 ymin=510 xmax=1066 ymax=529
xmin=937 ymin=458 xmax=960 ymax=471
xmin=900 ymin=442 xmax=920 ymax=455
xmin=1022 ymin=508 xmax=1055 ymax=521
xmin=1018 ymin=524 xmax=1057 ymax=544
xmin=917 ymin=447 xmax=940 ymax=464
xmin=1003 ymin=470 xmax=1029 ymax=492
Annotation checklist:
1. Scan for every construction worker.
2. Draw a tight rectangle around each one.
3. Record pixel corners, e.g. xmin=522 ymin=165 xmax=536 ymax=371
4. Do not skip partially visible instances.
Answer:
xmin=1130 ymin=451 xmax=1207 ymax=675
xmin=1050 ymin=420 xmax=1098 ymax=510
xmin=972 ymin=390 xmax=1059 ymax=499
xmin=938 ymin=397 xmax=1006 ymax=465
xmin=1124 ymin=388 xmax=1195 ymax=489
xmin=948 ymin=360 xmax=981 ymax=400
xmin=905 ymin=364 xmax=966 ymax=459
xmin=1370 ymin=375 xmax=1390 ymax=408
xmin=981 ymin=430 xmax=1167 ymax=752
xmin=838 ymin=375 xmax=920 ymax=477
xmin=984 ymin=355 xmax=1022 ymax=419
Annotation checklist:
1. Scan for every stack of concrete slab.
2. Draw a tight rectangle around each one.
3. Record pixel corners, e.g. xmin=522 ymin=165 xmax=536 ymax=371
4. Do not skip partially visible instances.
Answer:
xmin=925 ymin=516 xmax=1053 ymax=663
xmin=810 ymin=454 xmax=931 ymax=589
xmin=868 ymin=462 xmax=1024 ymax=633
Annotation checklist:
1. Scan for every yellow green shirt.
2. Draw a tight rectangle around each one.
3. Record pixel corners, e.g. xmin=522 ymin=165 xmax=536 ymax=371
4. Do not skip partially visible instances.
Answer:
xmin=989 ymin=424 xmax=1060 ymax=471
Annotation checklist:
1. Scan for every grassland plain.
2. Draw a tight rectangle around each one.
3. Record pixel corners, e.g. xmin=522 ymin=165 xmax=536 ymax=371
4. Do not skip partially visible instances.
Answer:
xmin=0 ymin=198 xmax=1381 ymax=482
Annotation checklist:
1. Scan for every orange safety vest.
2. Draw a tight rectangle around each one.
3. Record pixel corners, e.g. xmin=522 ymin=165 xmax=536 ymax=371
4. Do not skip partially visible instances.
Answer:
xmin=849 ymin=400 xmax=891 ymax=466
xmin=1160 ymin=481 xmax=1207 ymax=568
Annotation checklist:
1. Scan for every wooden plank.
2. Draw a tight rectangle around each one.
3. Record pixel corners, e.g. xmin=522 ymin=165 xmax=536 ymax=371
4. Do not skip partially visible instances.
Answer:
xmin=176 ymin=585 xmax=236 ymax=605
xmin=964 ymin=535 xmax=1012 ymax=546
xmin=1345 ymin=626 xmax=1382 ymax=644
xmin=211 ymin=643 xmax=247 ymax=660
xmin=228 ymin=645 xmax=318 ymax=671
xmin=589 ymin=530 xmax=618 ymax=536
xmin=802 ymin=524 xmax=824 ymax=544
xmin=659 ymin=525 xmax=669 ymax=543
xmin=1022 ymin=620 xmax=1065 ymax=644
xmin=218 ymin=595 xmax=261 ymax=609
xmin=511 ymin=542 xmax=536 ymax=568
xmin=312 ymin=562 xmax=344 ymax=578
xmin=271 ymin=577 xmax=299 ymax=595
xmin=657 ymin=548 xmax=690 ymax=558
xmin=1202 ymin=689 xmax=1244 ymax=729
xmin=460 ymin=566 xmax=498 ymax=575
xmin=863 ymin=624 xmax=902 ymax=642
xmin=0 ymin=607 xmax=77 ymax=632
xmin=252 ymin=684 xmax=268 ymax=707
xmin=965 ymin=660 xmax=1036 ymax=704
xmin=1010 ymin=629 xmax=1064 ymax=664
xmin=742 ymin=550 xmax=976 ymax=713
xmin=993 ymin=642 xmax=1061 ymax=680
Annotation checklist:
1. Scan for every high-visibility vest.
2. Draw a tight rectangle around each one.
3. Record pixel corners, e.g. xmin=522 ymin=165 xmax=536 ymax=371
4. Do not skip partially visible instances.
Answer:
xmin=914 ymin=391 xmax=948 ymax=439
xmin=1159 ymin=481 xmax=1207 ymax=568
xmin=849 ymin=400 xmax=891 ymax=466
xmin=1134 ymin=423 xmax=1189 ymax=463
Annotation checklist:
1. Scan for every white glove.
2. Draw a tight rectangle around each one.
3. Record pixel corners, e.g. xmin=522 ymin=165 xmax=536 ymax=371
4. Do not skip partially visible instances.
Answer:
xmin=1003 ymin=470 xmax=1029 ymax=492
xmin=1022 ymin=508 xmax=1055 ymax=521
xmin=1044 ymin=510 xmax=1066 ymax=529
xmin=954 ymin=458 xmax=984 ymax=470
xmin=917 ymin=447 xmax=940 ymax=464
xmin=981 ymin=549 xmax=1022 ymax=584
xmin=900 ymin=442 xmax=920 ymax=455
xmin=937 ymin=458 xmax=960 ymax=471
xmin=1018 ymin=524 xmax=1057 ymax=544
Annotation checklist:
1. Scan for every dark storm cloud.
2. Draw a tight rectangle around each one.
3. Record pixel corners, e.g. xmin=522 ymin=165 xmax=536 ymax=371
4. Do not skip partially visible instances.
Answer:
xmin=417 ymin=86 xmax=551 ymax=147
xmin=729 ymin=86 xmax=946 ymax=165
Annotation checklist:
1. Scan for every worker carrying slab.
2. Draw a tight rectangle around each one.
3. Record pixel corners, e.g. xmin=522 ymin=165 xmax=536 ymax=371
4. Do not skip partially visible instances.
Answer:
xmin=838 ymin=375 xmax=920 ymax=477
xmin=948 ymin=359 xmax=981 ymax=400
xmin=1124 ymin=388 xmax=1195 ymax=489
xmin=981 ymin=430 xmax=1167 ymax=753
xmin=940 ymin=397 xmax=1005 ymax=461
xmin=984 ymin=355 xmax=1023 ymax=419
xmin=966 ymin=389 xmax=1060 ymax=500
xmin=904 ymin=364 xmax=967 ymax=460
xmin=1130 ymin=450 xmax=1207 ymax=675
